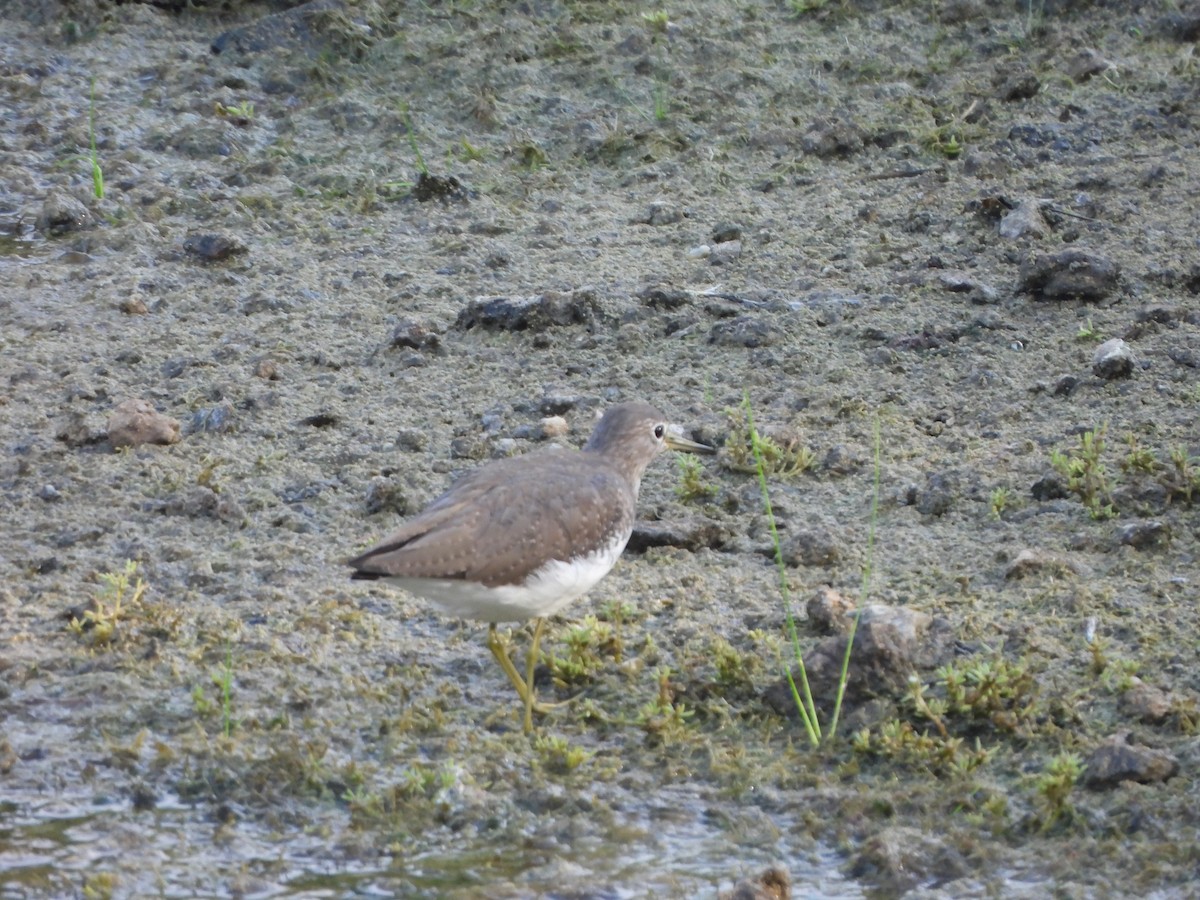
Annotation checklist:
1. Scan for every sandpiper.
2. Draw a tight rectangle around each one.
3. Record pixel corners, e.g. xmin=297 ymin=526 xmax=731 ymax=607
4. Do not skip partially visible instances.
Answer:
xmin=348 ymin=402 xmax=714 ymax=732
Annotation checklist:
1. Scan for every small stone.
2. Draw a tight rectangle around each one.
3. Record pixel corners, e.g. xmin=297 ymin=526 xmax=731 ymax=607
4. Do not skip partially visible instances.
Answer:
xmin=1018 ymin=250 xmax=1120 ymax=302
xmin=718 ymin=865 xmax=791 ymax=900
xmin=38 ymin=484 xmax=62 ymax=502
xmin=638 ymin=284 xmax=691 ymax=309
xmin=190 ymin=403 xmax=235 ymax=434
xmin=1118 ymin=679 xmax=1174 ymax=724
xmin=108 ymin=399 xmax=181 ymax=449
xmin=801 ymin=116 xmax=864 ymax=158
xmin=120 ymin=296 xmax=150 ymax=315
xmin=1083 ymin=732 xmax=1179 ymax=788
xmin=708 ymin=315 xmax=778 ymax=348
xmin=1092 ymin=338 xmax=1134 ymax=379
xmin=1066 ymin=48 xmax=1113 ymax=82
xmin=395 ymin=426 xmax=429 ymax=452
xmin=449 ymin=436 xmax=487 ymax=460
xmin=183 ymin=233 xmax=248 ymax=262
xmin=1116 ymin=519 xmax=1170 ymax=550
xmin=1030 ymin=472 xmax=1069 ymax=500
xmin=634 ymin=201 xmax=683 ymax=226
xmin=711 ymin=223 xmax=742 ymax=243
xmin=390 ymin=318 xmax=440 ymax=352
xmin=1005 ymin=548 xmax=1080 ymax=579
xmin=998 ymin=199 xmax=1047 ymax=239
xmin=455 ymin=290 xmax=599 ymax=333
xmin=540 ymin=415 xmax=569 ymax=439
xmin=779 ymin=530 xmax=841 ymax=567
xmin=709 ymin=240 xmax=742 ymax=266
xmin=806 ymin=586 xmax=856 ymax=634
xmin=253 ymin=358 xmax=279 ymax=380
xmin=37 ymin=190 xmax=93 ymax=235
xmin=364 ymin=476 xmax=416 ymax=516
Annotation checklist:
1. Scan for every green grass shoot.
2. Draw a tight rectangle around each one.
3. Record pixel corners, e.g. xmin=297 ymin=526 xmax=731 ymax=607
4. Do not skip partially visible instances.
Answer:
xmin=88 ymin=76 xmax=104 ymax=200
xmin=743 ymin=392 xmax=874 ymax=746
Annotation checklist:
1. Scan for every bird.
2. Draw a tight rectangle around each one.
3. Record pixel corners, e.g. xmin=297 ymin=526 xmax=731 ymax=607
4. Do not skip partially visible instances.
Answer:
xmin=347 ymin=401 xmax=715 ymax=733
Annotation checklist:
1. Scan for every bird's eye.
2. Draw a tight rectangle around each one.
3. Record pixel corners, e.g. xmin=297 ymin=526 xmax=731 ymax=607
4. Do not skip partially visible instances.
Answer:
xmin=654 ymin=424 xmax=665 ymax=440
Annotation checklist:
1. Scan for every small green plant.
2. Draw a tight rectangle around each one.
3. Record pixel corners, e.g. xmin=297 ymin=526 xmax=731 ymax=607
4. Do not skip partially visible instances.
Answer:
xmin=989 ymin=486 xmax=1012 ymax=519
xmin=546 ymin=615 xmax=620 ymax=686
xmin=676 ymin=453 xmax=717 ymax=501
xmin=215 ymin=100 xmax=255 ymax=123
xmin=88 ymin=77 xmax=104 ymax=200
xmin=723 ymin=406 xmax=815 ymax=477
xmin=1050 ymin=425 xmax=1116 ymax=519
xmin=399 ymin=102 xmax=428 ymax=176
xmin=1033 ymin=752 xmax=1083 ymax=830
xmin=641 ymin=10 xmax=670 ymax=32
xmin=1120 ymin=434 xmax=1160 ymax=475
xmin=68 ymin=560 xmax=145 ymax=646
xmin=1075 ymin=319 xmax=1102 ymax=341
xmin=533 ymin=734 xmax=591 ymax=773
xmin=452 ymin=136 xmax=486 ymax=163
xmin=638 ymin=667 xmax=695 ymax=744
xmin=852 ymin=717 xmax=990 ymax=776
xmin=1162 ymin=445 xmax=1200 ymax=503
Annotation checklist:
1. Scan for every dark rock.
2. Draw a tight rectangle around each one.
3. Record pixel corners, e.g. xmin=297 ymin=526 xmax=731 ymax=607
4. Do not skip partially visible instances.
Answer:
xmin=1092 ymin=338 xmax=1134 ymax=379
xmin=801 ymin=116 xmax=864 ymax=158
xmin=395 ymin=426 xmax=429 ymax=452
xmin=638 ymin=285 xmax=691 ymax=309
xmin=1051 ymin=374 xmax=1079 ymax=397
xmin=765 ymin=604 xmax=942 ymax=713
xmin=1018 ymin=250 xmax=1120 ymax=302
xmin=364 ymin=476 xmax=416 ymax=516
xmin=633 ymin=201 xmax=683 ymax=225
xmin=627 ymin=519 xmax=728 ymax=553
xmin=37 ymin=190 xmax=93 ymax=236
xmin=190 ymin=403 xmax=235 ymax=435
xmin=778 ymin=529 xmax=841 ymax=567
xmin=1116 ymin=520 xmax=1170 ymax=550
xmin=1118 ymin=680 xmax=1174 ymax=725
xmin=847 ymin=826 xmax=970 ymax=896
xmin=455 ymin=290 xmax=599 ymax=333
xmin=449 ymin=436 xmax=487 ymax=460
xmin=1066 ymin=48 xmax=1112 ymax=82
xmin=411 ymin=172 xmax=468 ymax=203
xmin=183 ymin=233 xmax=248 ymax=262
xmin=916 ymin=472 xmax=956 ymax=517
xmin=211 ymin=0 xmax=347 ymax=55
xmin=993 ymin=67 xmax=1039 ymax=101
xmin=711 ymin=223 xmax=742 ymax=243
xmin=1031 ymin=472 xmax=1069 ymax=500
xmin=390 ymin=319 xmax=441 ymax=352
xmin=708 ymin=315 xmax=779 ymax=348
xmin=1083 ymin=732 xmax=1179 ymax=788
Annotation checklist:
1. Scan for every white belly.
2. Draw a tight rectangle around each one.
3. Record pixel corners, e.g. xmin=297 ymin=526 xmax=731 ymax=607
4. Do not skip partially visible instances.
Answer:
xmin=384 ymin=533 xmax=628 ymax=623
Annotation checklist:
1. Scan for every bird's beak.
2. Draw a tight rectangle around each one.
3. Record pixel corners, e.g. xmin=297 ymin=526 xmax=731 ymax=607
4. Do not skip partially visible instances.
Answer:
xmin=665 ymin=426 xmax=716 ymax=455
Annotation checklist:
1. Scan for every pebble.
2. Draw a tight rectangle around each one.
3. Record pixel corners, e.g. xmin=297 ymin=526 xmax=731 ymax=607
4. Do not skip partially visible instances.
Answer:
xmin=455 ymin=290 xmax=598 ymax=332
xmin=108 ymin=398 xmax=181 ymax=449
xmin=1083 ymin=731 xmax=1179 ymax=788
xmin=36 ymin=190 xmax=93 ymax=236
xmin=1018 ymin=250 xmax=1120 ymax=301
xmin=1092 ymin=337 xmax=1134 ymax=379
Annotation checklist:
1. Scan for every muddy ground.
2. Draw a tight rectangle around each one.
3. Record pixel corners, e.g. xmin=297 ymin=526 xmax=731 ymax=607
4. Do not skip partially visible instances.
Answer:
xmin=2 ymin=0 xmax=1199 ymax=896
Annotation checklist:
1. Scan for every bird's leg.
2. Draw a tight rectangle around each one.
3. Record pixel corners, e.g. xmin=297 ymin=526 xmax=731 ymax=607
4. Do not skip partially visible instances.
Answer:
xmin=486 ymin=622 xmax=560 ymax=733
xmin=523 ymin=617 xmax=547 ymax=734
xmin=487 ymin=623 xmax=532 ymax=700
